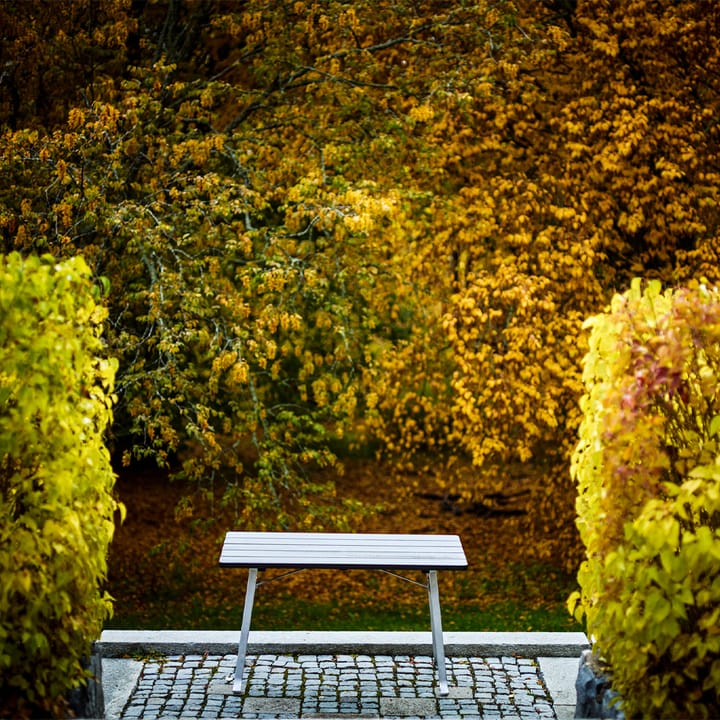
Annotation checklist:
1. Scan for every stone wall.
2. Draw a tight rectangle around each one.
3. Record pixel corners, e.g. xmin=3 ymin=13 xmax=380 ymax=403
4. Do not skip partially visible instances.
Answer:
xmin=575 ymin=650 xmax=625 ymax=719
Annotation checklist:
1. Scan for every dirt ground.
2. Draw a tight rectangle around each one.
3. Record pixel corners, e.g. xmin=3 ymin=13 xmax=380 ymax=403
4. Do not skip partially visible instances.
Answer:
xmin=106 ymin=456 xmax=581 ymax=630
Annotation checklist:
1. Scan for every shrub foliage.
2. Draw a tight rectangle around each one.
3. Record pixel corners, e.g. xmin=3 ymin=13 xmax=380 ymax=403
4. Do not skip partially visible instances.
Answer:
xmin=0 ymin=253 xmax=120 ymax=718
xmin=570 ymin=279 xmax=720 ymax=718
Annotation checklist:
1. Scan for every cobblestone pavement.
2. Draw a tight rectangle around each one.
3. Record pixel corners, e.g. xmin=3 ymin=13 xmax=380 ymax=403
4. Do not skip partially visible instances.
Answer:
xmin=118 ymin=653 xmax=557 ymax=719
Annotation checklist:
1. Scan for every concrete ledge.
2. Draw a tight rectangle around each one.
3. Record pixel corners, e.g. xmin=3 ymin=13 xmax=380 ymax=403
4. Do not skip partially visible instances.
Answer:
xmin=103 ymin=658 xmax=143 ymax=720
xmin=98 ymin=630 xmax=589 ymax=659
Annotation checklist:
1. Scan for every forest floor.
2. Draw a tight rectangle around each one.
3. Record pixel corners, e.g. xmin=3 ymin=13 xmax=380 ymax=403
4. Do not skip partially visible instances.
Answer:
xmin=105 ymin=457 xmax=583 ymax=633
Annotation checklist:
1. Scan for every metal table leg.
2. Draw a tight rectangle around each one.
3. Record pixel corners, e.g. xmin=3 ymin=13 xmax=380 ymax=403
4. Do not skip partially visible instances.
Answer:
xmin=232 ymin=567 xmax=258 ymax=693
xmin=426 ymin=570 xmax=449 ymax=695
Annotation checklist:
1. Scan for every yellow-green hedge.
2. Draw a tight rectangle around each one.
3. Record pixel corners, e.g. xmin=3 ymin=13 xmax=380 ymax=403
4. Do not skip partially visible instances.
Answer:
xmin=570 ymin=279 xmax=720 ymax=718
xmin=0 ymin=253 xmax=121 ymax=718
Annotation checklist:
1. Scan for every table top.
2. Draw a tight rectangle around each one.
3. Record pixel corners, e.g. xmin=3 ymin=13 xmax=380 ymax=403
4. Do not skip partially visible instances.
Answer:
xmin=219 ymin=531 xmax=468 ymax=571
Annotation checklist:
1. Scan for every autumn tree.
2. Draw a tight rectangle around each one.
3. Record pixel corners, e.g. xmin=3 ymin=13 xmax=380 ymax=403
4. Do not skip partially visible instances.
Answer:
xmin=0 ymin=70 xmax=385 ymax=527
xmin=0 ymin=1 xmax=527 ymax=527
xmin=1 ymin=0 xmax=718 ymax=558
xmin=0 ymin=1 xmax=428 ymax=527
xmin=397 ymin=0 xmax=720 ymax=560
xmin=0 ymin=0 xmax=133 ymax=129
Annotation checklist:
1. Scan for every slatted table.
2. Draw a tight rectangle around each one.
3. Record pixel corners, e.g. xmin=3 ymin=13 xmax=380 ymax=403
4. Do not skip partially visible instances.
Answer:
xmin=219 ymin=531 xmax=468 ymax=695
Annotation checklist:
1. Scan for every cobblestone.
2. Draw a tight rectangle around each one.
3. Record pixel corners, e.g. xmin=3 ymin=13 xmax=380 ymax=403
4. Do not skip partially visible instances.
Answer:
xmin=117 ymin=653 xmax=558 ymax=718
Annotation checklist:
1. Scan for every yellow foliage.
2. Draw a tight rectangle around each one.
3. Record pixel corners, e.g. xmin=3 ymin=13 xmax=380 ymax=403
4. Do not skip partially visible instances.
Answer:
xmin=1 ymin=0 xmax=719 ymax=559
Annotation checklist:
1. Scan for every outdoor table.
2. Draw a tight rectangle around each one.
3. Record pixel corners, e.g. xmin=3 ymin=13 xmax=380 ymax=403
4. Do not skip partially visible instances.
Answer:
xmin=219 ymin=531 xmax=468 ymax=695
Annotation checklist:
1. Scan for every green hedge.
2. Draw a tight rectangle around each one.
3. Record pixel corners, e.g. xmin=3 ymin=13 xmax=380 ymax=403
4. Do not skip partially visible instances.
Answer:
xmin=0 ymin=253 xmax=120 ymax=718
xmin=570 ymin=279 xmax=720 ymax=718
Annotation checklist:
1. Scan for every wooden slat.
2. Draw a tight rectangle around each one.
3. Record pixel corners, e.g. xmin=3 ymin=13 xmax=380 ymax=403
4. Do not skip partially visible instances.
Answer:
xmin=219 ymin=532 xmax=468 ymax=571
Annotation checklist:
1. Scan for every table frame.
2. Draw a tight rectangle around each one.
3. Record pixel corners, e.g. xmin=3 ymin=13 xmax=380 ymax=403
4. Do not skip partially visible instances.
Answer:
xmin=219 ymin=532 xmax=468 ymax=696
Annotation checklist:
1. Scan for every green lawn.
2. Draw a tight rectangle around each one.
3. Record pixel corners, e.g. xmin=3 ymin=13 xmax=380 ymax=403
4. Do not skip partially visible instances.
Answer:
xmin=106 ymin=595 xmax=582 ymax=633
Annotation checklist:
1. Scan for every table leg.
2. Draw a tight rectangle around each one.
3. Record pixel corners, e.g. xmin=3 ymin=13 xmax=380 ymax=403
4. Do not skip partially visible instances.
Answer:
xmin=426 ymin=570 xmax=449 ymax=695
xmin=232 ymin=567 xmax=258 ymax=693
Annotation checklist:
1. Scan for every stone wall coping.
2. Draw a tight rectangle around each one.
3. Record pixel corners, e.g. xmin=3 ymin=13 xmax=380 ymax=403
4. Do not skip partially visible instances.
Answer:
xmin=98 ymin=630 xmax=590 ymax=659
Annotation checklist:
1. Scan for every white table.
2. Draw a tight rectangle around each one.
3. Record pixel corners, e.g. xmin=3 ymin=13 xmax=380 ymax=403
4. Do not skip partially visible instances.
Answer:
xmin=219 ymin=531 xmax=468 ymax=695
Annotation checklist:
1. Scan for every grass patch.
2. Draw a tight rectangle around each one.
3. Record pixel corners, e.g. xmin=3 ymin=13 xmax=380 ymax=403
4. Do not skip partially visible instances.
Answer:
xmin=105 ymin=596 xmax=581 ymax=633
